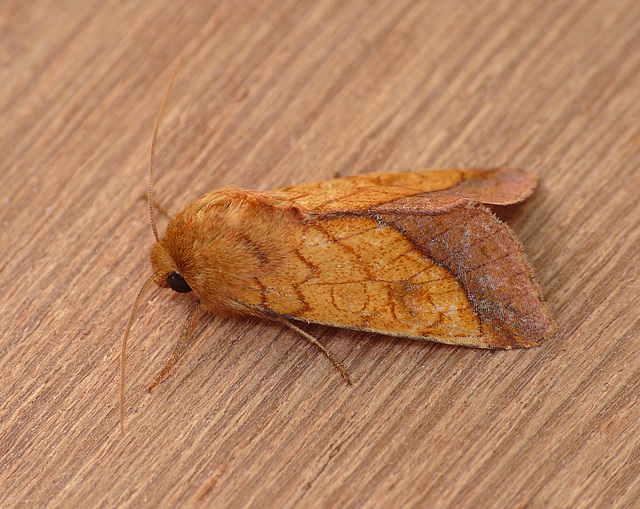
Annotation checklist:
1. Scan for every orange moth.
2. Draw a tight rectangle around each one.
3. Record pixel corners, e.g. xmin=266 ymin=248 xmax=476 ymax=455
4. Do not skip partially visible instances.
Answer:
xmin=120 ymin=67 xmax=553 ymax=432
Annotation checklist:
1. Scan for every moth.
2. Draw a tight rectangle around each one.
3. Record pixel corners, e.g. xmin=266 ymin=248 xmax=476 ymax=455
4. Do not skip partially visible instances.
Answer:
xmin=120 ymin=67 xmax=553 ymax=432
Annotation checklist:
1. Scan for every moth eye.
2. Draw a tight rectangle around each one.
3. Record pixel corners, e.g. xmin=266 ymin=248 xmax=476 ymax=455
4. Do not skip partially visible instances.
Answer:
xmin=167 ymin=271 xmax=192 ymax=293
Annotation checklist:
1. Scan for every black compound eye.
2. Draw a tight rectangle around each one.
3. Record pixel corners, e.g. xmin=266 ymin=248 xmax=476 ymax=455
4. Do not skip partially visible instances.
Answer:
xmin=166 ymin=271 xmax=192 ymax=293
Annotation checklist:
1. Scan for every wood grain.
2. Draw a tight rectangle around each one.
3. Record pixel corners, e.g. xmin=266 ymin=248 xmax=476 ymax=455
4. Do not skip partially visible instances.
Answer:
xmin=1 ymin=0 xmax=640 ymax=507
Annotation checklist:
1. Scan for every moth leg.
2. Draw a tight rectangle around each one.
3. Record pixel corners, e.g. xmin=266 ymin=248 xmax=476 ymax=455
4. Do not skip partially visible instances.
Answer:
xmin=139 ymin=193 xmax=175 ymax=220
xmin=148 ymin=300 xmax=202 ymax=391
xmin=278 ymin=319 xmax=352 ymax=385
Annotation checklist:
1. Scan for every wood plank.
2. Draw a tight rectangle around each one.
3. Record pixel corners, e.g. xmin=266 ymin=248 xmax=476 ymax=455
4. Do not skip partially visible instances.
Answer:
xmin=1 ymin=0 xmax=639 ymax=506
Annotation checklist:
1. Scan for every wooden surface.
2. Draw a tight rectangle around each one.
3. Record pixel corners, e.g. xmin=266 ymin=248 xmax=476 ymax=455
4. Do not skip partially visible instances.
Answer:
xmin=2 ymin=0 xmax=640 ymax=507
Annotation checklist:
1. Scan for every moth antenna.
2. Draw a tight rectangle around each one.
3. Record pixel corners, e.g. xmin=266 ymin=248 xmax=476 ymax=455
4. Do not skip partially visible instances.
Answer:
xmin=120 ymin=273 xmax=157 ymax=436
xmin=149 ymin=58 xmax=183 ymax=242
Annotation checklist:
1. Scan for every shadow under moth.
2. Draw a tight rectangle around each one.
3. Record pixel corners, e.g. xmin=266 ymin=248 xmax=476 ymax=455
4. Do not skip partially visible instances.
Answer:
xmin=119 ymin=68 xmax=554 ymax=433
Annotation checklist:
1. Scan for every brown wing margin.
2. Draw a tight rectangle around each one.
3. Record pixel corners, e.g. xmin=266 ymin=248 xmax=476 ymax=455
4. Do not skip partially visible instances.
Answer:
xmin=370 ymin=168 xmax=538 ymax=214
xmin=269 ymin=168 xmax=537 ymax=215
xmin=372 ymin=205 xmax=554 ymax=347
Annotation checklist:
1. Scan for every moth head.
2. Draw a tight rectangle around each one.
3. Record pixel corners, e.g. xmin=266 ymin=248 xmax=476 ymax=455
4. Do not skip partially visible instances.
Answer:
xmin=151 ymin=265 xmax=193 ymax=293
xmin=149 ymin=236 xmax=194 ymax=294
xmin=147 ymin=194 xmax=256 ymax=309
